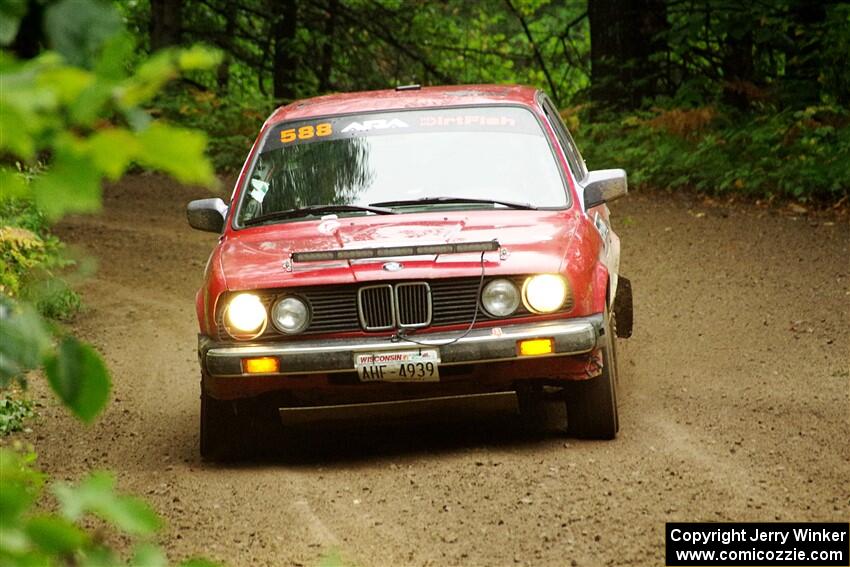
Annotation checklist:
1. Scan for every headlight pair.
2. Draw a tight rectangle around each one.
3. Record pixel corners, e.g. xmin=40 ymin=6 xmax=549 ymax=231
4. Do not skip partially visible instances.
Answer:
xmin=223 ymin=293 xmax=309 ymax=339
xmin=481 ymin=274 xmax=569 ymax=317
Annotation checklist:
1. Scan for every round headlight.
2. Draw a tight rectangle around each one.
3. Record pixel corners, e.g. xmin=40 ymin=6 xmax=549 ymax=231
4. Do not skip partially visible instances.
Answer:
xmin=271 ymin=296 xmax=310 ymax=334
xmin=481 ymin=279 xmax=520 ymax=317
xmin=225 ymin=293 xmax=267 ymax=336
xmin=523 ymin=274 xmax=568 ymax=313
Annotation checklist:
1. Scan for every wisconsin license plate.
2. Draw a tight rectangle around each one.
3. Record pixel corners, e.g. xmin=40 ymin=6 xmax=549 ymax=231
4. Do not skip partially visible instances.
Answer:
xmin=354 ymin=349 xmax=441 ymax=382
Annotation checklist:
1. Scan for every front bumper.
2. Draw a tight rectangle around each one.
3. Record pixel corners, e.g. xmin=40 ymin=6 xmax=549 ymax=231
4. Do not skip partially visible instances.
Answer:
xmin=201 ymin=315 xmax=604 ymax=378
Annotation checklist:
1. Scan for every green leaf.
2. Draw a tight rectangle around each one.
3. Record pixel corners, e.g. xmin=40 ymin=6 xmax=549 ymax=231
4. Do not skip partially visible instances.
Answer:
xmin=68 ymin=82 xmax=113 ymax=126
xmin=0 ymin=397 xmax=35 ymax=435
xmin=37 ymin=66 xmax=95 ymax=105
xmin=43 ymin=336 xmax=110 ymax=423
xmin=177 ymin=45 xmax=222 ymax=71
xmin=0 ymin=167 xmax=27 ymax=199
xmin=31 ymin=151 xmax=102 ymax=220
xmin=93 ymin=31 xmax=134 ymax=80
xmin=0 ymin=300 xmax=53 ymax=385
xmin=0 ymin=0 xmax=26 ymax=45
xmin=24 ymin=515 xmax=88 ymax=554
xmin=0 ymin=102 xmax=36 ymax=158
xmin=0 ymin=483 xmax=37 ymax=527
xmin=85 ymin=128 xmax=140 ymax=180
xmin=120 ymin=51 xmax=178 ymax=108
xmin=137 ymin=123 xmax=215 ymax=186
xmin=0 ymin=448 xmax=44 ymax=524
xmin=124 ymin=107 xmax=152 ymax=131
xmin=44 ymin=0 xmax=122 ymax=68
xmin=79 ymin=545 xmax=119 ymax=567
xmin=131 ymin=543 xmax=167 ymax=567
xmin=54 ymin=472 xmax=161 ymax=536
xmin=180 ymin=559 xmax=223 ymax=567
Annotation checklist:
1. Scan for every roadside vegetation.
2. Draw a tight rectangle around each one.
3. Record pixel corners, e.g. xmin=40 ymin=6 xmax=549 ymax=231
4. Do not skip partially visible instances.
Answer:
xmin=579 ymin=105 xmax=850 ymax=202
xmin=0 ymin=0 xmax=220 ymax=564
xmin=125 ymin=0 xmax=849 ymax=204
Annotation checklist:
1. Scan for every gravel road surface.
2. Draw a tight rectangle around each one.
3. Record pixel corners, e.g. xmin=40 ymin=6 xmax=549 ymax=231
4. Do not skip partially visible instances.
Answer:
xmin=25 ymin=174 xmax=849 ymax=566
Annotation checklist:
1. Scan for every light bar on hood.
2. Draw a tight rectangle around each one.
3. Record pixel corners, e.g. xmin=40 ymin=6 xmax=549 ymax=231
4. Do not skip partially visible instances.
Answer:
xmin=291 ymin=240 xmax=500 ymax=263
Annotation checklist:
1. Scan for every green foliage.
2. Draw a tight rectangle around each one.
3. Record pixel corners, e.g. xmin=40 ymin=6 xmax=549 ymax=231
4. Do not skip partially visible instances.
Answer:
xmin=0 ymin=197 xmax=80 ymax=320
xmin=119 ymin=0 xmax=589 ymax=106
xmin=44 ymin=0 xmax=124 ymax=68
xmin=0 ymin=448 xmax=219 ymax=566
xmin=155 ymin=89 xmax=269 ymax=171
xmin=0 ymin=0 xmax=220 ymax=423
xmin=44 ymin=337 xmax=110 ymax=423
xmin=0 ymin=297 xmax=111 ymax=423
xmin=0 ymin=0 xmax=221 ymax=220
xmin=0 ymin=2 xmax=223 ymax=565
xmin=34 ymin=284 xmax=82 ymax=322
xmin=579 ymin=105 xmax=850 ymax=201
xmin=0 ymin=0 xmax=26 ymax=45
xmin=54 ymin=472 xmax=161 ymax=535
xmin=0 ymin=396 xmax=34 ymax=436
xmin=0 ymin=299 xmax=54 ymax=384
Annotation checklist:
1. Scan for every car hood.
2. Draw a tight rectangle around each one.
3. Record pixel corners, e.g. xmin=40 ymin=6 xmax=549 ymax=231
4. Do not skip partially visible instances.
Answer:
xmin=219 ymin=210 xmax=584 ymax=290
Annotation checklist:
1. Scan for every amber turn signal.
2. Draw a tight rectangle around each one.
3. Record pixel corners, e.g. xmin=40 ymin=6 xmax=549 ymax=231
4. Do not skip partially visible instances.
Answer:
xmin=242 ymin=357 xmax=280 ymax=374
xmin=517 ymin=338 xmax=554 ymax=356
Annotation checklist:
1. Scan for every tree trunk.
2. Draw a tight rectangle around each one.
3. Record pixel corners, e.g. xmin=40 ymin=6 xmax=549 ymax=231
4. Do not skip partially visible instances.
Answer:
xmin=217 ymin=16 xmax=236 ymax=92
xmin=588 ymin=0 xmax=667 ymax=111
xmin=10 ymin=0 xmax=45 ymax=59
xmin=588 ymin=0 xmax=620 ymax=110
xmin=722 ymin=26 xmax=755 ymax=109
xmin=273 ymin=0 xmax=299 ymax=101
xmin=318 ymin=0 xmax=338 ymax=93
xmin=784 ymin=0 xmax=826 ymax=107
xmin=150 ymin=0 xmax=182 ymax=50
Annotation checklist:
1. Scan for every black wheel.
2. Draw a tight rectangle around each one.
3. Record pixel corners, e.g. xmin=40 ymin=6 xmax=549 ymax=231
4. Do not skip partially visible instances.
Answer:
xmin=566 ymin=307 xmax=620 ymax=439
xmin=200 ymin=386 xmax=281 ymax=460
xmin=200 ymin=387 xmax=240 ymax=460
xmin=516 ymin=385 xmax=549 ymax=432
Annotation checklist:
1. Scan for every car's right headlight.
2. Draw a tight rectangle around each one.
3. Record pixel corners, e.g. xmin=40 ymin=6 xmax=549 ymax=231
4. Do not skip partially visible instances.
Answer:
xmin=523 ymin=274 xmax=568 ymax=313
xmin=224 ymin=293 xmax=267 ymax=339
xmin=271 ymin=296 xmax=310 ymax=334
xmin=481 ymin=279 xmax=520 ymax=317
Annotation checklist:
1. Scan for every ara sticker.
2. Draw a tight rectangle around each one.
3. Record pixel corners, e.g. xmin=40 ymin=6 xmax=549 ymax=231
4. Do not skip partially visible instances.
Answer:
xmin=340 ymin=118 xmax=409 ymax=133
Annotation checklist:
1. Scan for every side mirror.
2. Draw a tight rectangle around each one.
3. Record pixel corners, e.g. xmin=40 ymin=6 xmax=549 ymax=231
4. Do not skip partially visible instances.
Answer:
xmin=187 ymin=198 xmax=228 ymax=233
xmin=582 ymin=169 xmax=628 ymax=209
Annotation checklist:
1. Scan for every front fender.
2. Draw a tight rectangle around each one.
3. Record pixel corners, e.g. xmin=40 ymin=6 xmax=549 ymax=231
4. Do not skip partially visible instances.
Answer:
xmin=591 ymin=260 xmax=609 ymax=314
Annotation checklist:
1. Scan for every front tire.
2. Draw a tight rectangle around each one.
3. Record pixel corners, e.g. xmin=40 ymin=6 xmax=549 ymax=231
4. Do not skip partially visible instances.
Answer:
xmin=200 ymin=386 xmax=281 ymax=460
xmin=565 ymin=308 xmax=620 ymax=439
xmin=516 ymin=385 xmax=549 ymax=432
xmin=200 ymin=388 xmax=239 ymax=460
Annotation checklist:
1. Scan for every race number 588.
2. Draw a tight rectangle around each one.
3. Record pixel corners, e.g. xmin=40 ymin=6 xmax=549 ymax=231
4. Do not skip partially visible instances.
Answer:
xmin=280 ymin=123 xmax=332 ymax=143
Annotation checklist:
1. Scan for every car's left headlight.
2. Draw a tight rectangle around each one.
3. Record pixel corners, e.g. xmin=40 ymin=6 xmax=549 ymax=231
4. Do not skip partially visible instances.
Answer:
xmin=224 ymin=293 xmax=267 ymax=338
xmin=523 ymin=274 xmax=568 ymax=313
xmin=271 ymin=296 xmax=310 ymax=334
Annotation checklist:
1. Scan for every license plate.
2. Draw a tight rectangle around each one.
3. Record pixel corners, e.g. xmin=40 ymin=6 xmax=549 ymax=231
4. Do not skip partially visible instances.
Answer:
xmin=354 ymin=349 xmax=440 ymax=382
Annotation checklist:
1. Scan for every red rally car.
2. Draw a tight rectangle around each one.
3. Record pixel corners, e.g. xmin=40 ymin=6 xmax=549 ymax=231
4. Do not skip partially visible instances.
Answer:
xmin=187 ymin=84 xmax=633 ymax=458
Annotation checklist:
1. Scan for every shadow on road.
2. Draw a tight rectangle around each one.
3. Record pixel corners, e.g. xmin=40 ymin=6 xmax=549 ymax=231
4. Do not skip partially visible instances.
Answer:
xmin=195 ymin=398 xmax=575 ymax=468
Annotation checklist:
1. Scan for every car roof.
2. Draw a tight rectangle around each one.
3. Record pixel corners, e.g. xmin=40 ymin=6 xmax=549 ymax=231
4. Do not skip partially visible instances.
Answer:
xmin=265 ymin=84 xmax=542 ymax=125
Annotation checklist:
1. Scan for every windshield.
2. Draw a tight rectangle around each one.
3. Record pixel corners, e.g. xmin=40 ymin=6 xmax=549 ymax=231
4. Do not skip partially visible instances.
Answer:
xmin=236 ymin=106 xmax=568 ymax=226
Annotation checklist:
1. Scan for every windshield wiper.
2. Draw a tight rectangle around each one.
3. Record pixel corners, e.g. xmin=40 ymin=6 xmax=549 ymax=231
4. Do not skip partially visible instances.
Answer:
xmin=370 ymin=196 xmax=537 ymax=210
xmin=243 ymin=204 xmax=395 ymax=226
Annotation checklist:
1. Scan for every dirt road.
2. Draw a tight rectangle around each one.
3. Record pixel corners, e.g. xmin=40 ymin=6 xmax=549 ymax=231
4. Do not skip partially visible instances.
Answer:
xmin=30 ymin=174 xmax=849 ymax=565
